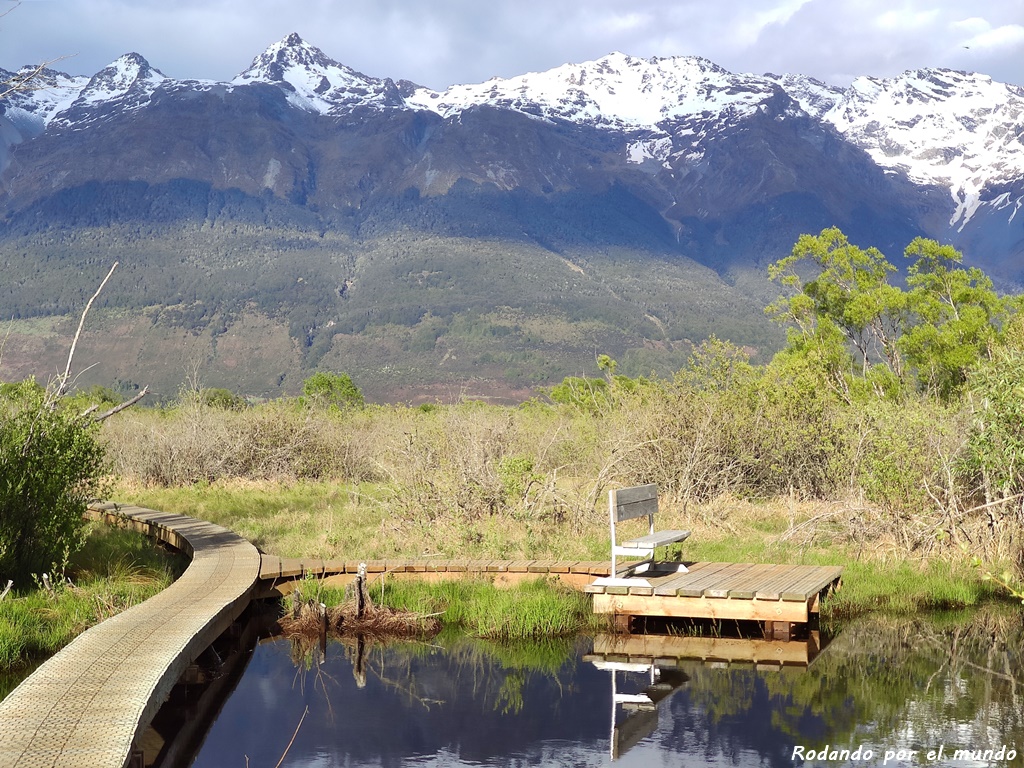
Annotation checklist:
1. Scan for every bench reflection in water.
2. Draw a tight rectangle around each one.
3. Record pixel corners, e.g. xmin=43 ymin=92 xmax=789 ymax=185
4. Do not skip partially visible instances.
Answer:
xmin=584 ymin=630 xmax=829 ymax=760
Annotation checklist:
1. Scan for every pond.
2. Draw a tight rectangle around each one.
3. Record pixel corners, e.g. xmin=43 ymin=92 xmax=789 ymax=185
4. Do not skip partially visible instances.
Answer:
xmin=159 ymin=609 xmax=1023 ymax=768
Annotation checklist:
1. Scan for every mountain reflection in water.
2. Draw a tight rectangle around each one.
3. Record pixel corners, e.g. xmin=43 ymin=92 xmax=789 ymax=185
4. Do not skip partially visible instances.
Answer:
xmin=185 ymin=611 xmax=1023 ymax=768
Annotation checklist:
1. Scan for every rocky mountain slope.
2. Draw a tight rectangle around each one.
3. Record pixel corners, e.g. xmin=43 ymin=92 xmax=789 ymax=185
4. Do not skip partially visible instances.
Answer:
xmin=0 ymin=35 xmax=1021 ymax=399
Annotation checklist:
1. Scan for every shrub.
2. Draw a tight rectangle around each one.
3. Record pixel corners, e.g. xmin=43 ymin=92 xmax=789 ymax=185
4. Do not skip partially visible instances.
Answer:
xmin=199 ymin=387 xmax=247 ymax=411
xmin=301 ymin=371 xmax=364 ymax=409
xmin=0 ymin=381 xmax=106 ymax=583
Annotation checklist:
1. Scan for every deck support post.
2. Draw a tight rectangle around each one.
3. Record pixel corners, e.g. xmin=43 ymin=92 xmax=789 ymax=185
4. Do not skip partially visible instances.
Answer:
xmin=613 ymin=614 xmax=632 ymax=633
xmin=764 ymin=621 xmax=794 ymax=641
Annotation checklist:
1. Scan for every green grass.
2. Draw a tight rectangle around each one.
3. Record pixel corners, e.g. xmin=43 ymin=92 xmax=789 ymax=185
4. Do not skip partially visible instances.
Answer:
xmin=314 ymin=577 xmax=599 ymax=640
xmin=822 ymin=559 xmax=1000 ymax=618
xmin=0 ymin=524 xmax=185 ymax=676
xmin=114 ymin=481 xmax=390 ymax=559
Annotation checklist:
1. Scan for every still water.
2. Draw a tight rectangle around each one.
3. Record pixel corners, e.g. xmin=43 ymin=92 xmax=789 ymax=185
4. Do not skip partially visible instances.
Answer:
xmin=181 ymin=612 xmax=1022 ymax=768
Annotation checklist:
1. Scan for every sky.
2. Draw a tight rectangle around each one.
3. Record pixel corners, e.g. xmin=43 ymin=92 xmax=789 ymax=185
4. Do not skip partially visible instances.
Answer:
xmin=1 ymin=0 xmax=1022 ymax=89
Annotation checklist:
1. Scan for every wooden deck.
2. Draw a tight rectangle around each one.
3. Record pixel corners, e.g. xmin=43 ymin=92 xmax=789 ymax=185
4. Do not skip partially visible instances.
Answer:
xmin=0 ymin=503 xmax=261 ymax=768
xmin=585 ymin=562 xmax=843 ymax=627
xmin=258 ymin=556 xmax=841 ymax=628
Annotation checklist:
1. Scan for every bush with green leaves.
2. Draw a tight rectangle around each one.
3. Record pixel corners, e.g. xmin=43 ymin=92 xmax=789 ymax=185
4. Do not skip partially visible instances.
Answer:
xmin=301 ymin=371 xmax=364 ymax=409
xmin=0 ymin=381 xmax=107 ymax=584
xmin=199 ymin=387 xmax=247 ymax=411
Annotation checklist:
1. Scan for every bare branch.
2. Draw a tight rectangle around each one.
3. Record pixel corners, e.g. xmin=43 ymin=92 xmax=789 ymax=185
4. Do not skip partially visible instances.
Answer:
xmin=93 ymin=387 xmax=150 ymax=422
xmin=0 ymin=4 xmax=74 ymax=100
xmin=51 ymin=262 xmax=117 ymax=403
xmin=0 ymin=56 xmax=72 ymax=100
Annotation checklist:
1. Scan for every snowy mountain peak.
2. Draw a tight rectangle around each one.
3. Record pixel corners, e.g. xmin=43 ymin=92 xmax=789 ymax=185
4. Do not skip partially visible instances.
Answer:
xmin=81 ymin=53 xmax=165 ymax=98
xmin=233 ymin=33 xmax=403 ymax=113
xmin=0 ymin=67 xmax=90 ymax=129
xmin=406 ymin=52 xmax=782 ymax=131
xmin=762 ymin=73 xmax=843 ymax=118
xmin=824 ymin=67 xmax=1024 ymax=229
xmin=235 ymin=33 xmax=340 ymax=83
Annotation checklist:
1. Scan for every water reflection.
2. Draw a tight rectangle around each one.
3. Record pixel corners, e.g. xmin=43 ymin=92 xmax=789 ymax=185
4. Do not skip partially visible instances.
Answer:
xmin=177 ymin=610 xmax=1022 ymax=768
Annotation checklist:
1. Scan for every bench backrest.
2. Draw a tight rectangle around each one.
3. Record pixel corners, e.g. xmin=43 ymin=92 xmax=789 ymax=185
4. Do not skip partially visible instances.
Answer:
xmin=610 ymin=484 xmax=658 ymax=522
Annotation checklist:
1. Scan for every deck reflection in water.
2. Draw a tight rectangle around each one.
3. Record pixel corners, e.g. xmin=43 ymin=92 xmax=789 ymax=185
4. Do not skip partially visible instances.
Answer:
xmin=145 ymin=610 xmax=1024 ymax=768
xmin=584 ymin=631 xmax=826 ymax=760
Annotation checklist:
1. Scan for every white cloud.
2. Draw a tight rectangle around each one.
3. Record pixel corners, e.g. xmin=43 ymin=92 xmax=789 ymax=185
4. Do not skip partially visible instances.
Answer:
xmin=963 ymin=23 xmax=1024 ymax=50
xmin=1 ymin=0 xmax=1021 ymax=89
xmin=874 ymin=8 xmax=941 ymax=32
xmin=732 ymin=0 xmax=814 ymax=46
xmin=951 ymin=16 xmax=994 ymax=35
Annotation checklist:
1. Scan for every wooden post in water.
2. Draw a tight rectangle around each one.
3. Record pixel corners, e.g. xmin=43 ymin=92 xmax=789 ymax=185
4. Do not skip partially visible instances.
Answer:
xmin=356 ymin=562 xmax=368 ymax=619
xmin=319 ymin=602 xmax=328 ymax=656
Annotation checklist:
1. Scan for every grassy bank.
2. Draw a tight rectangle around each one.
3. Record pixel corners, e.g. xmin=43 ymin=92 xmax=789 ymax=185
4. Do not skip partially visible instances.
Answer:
xmin=0 ymin=523 xmax=186 ymax=680
xmin=115 ymin=479 xmax=1009 ymax=627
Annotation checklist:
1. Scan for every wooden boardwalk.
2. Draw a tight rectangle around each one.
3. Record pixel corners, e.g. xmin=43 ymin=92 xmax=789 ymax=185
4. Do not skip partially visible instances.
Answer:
xmin=255 ymin=554 xmax=611 ymax=596
xmin=0 ymin=503 xmax=261 ymax=768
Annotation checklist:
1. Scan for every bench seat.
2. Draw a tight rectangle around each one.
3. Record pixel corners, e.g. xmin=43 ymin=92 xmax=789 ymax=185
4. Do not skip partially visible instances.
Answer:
xmin=618 ymin=530 xmax=691 ymax=550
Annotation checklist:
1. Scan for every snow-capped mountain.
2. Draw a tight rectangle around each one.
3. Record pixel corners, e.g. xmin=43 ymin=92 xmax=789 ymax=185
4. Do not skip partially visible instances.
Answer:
xmin=1 ymin=33 xmax=1022 ymax=280
xmin=231 ymin=32 xmax=405 ymax=114
xmin=1 ymin=66 xmax=89 ymax=133
xmin=406 ymin=52 xmax=781 ymax=130
xmin=821 ymin=69 xmax=1024 ymax=231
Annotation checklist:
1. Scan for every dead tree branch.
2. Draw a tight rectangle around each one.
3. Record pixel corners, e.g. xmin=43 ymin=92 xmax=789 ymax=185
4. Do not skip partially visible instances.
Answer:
xmin=93 ymin=387 xmax=151 ymax=422
xmin=51 ymin=262 xmax=118 ymax=404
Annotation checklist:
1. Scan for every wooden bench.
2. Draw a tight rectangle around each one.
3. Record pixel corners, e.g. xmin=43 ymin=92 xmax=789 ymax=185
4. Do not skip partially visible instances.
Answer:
xmin=594 ymin=484 xmax=690 ymax=588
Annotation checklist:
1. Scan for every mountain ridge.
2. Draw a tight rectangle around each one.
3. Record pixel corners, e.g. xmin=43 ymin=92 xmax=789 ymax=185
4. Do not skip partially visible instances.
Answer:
xmin=4 ymin=33 xmax=1021 ymax=237
xmin=0 ymin=34 xmax=1021 ymax=401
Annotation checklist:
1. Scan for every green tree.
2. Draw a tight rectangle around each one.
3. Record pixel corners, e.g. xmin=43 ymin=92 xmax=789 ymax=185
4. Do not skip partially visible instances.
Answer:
xmin=301 ymin=371 xmax=364 ymax=409
xmin=767 ymin=227 xmax=907 ymax=382
xmin=547 ymin=375 xmax=610 ymax=412
xmin=768 ymin=228 xmax=1015 ymax=402
xmin=900 ymin=237 xmax=1009 ymax=399
xmin=0 ymin=263 xmax=146 ymax=585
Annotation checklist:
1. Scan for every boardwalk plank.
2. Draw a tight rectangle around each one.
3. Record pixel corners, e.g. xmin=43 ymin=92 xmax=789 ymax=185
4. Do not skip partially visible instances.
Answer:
xmin=781 ymin=566 xmax=845 ymax=601
xmin=677 ymin=563 xmax=751 ymax=597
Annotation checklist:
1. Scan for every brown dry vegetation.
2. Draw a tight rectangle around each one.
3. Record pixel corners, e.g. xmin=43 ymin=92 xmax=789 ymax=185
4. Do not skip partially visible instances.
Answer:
xmin=102 ymin=366 xmax=1023 ymax=582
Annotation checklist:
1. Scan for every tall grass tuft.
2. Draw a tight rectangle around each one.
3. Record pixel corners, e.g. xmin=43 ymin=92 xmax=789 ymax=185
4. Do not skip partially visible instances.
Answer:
xmin=369 ymin=578 xmax=595 ymax=640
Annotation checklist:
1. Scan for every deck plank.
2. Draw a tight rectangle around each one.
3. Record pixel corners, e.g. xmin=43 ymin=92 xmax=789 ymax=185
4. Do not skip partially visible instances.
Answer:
xmin=781 ymin=566 xmax=844 ymax=601
xmin=704 ymin=563 xmax=778 ymax=598
xmin=760 ymin=565 xmax=824 ymax=600
xmin=677 ymin=562 xmax=752 ymax=597
xmin=754 ymin=565 xmax=817 ymax=600
xmin=734 ymin=563 xmax=794 ymax=599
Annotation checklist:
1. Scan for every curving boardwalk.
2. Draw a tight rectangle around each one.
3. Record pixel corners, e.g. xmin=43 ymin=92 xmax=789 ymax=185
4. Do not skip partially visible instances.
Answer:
xmin=0 ymin=503 xmax=261 ymax=768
